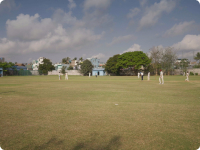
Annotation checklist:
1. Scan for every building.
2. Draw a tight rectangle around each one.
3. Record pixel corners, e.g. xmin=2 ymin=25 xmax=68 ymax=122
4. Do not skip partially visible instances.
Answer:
xmin=32 ymin=57 xmax=46 ymax=70
xmin=0 ymin=68 xmax=3 ymax=77
xmin=0 ymin=57 xmax=5 ymax=63
xmin=92 ymin=68 xmax=106 ymax=76
xmin=87 ymin=58 xmax=100 ymax=68
xmin=25 ymin=64 xmax=33 ymax=70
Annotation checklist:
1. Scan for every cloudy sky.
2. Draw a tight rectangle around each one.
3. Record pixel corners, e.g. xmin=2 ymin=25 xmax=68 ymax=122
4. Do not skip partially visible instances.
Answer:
xmin=0 ymin=0 xmax=200 ymax=63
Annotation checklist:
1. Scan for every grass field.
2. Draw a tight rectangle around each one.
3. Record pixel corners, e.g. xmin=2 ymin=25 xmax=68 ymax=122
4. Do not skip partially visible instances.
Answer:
xmin=0 ymin=75 xmax=200 ymax=150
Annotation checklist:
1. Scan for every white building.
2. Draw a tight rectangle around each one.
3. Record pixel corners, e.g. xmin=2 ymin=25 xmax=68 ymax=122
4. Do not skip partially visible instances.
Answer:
xmin=32 ymin=57 xmax=46 ymax=70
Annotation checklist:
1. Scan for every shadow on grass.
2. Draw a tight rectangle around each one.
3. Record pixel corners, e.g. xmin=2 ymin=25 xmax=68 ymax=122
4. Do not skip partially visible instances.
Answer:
xmin=21 ymin=137 xmax=64 ymax=150
xmin=72 ymin=135 xmax=121 ymax=150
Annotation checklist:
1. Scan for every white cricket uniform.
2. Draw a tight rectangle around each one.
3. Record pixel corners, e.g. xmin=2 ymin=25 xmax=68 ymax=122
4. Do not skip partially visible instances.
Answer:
xmin=185 ymin=73 xmax=189 ymax=81
xmin=65 ymin=73 xmax=68 ymax=80
xmin=148 ymin=72 xmax=150 ymax=81
xmin=59 ymin=73 xmax=61 ymax=80
xmin=89 ymin=72 xmax=91 ymax=77
xmin=159 ymin=71 xmax=164 ymax=84
xmin=138 ymin=72 xmax=140 ymax=78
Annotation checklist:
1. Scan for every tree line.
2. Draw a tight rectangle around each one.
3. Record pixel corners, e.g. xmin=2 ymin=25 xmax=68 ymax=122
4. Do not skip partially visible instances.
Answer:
xmin=105 ymin=46 xmax=200 ymax=76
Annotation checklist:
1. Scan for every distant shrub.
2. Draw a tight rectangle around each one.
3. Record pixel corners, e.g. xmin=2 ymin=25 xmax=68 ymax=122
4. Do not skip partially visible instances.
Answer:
xmin=190 ymin=72 xmax=194 ymax=75
xmin=195 ymin=73 xmax=198 ymax=75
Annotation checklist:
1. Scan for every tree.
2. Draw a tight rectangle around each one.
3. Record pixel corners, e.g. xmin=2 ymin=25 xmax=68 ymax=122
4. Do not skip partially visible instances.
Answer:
xmin=38 ymin=59 xmax=55 ymax=75
xmin=0 ymin=62 xmax=15 ymax=75
xmin=61 ymin=66 xmax=66 ymax=75
xmin=73 ymin=57 xmax=77 ymax=60
xmin=149 ymin=46 xmax=163 ymax=75
xmin=194 ymin=52 xmax=200 ymax=63
xmin=79 ymin=57 xmax=83 ymax=61
xmin=105 ymin=54 xmax=120 ymax=75
xmin=161 ymin=47 xmax=177 ymax=75
xmin=62 ymin=57 xmax=70 ymax=64
xmin=116 ymin=51 xmax=151 ymax=74
xmin=67 ymin=66 xmax=73 ymax=70
xmin=180 ymin=58 xmax=189 ymax=73
xmin=80 ymin=59 xmax=93 ymax=76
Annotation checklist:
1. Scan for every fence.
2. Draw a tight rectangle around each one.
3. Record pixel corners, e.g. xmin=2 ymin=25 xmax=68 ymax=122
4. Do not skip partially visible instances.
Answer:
xmin=6 ymin=70 xmax=43 ymax=76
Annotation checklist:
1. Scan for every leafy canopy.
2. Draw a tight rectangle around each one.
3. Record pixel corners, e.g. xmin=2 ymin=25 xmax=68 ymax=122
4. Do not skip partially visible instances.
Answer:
xmin=116 ymin=51 xmax=151 ymax=70
xmin=38 ymin=59 xmax=55 ymax=75
xmin=80 ymin=59 xmax=93 ymax=76
xmin=105 ymin=54 xmax=120 ymax=74
xmin=0 ymin=62 xmax=15 ymax=72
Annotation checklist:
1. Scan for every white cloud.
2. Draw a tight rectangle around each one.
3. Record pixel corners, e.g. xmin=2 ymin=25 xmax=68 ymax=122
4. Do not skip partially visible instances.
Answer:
xmin=6 ymin=14 xmax=57 ymax=41
xmin=0 ymin=10 xmax=104 ymax=55
xmin=163 ymin=21 xmax=195 ymax=37
xmin=82 ymin=0 xmax=113 ymax=28
xmin=139 ymin=0 xmax=176 ymax=30
xmin=140 ymin=0 xmax=148 ymax=7
xmin=0 ymin=0 xmax=17 ymax=13
xmin=83 ymin=0 xmax=112 ymax=11
xmin=172 ymin=34 xmax=200 ymax=51
xmin=68 ymin=0 xmax=76 ymax=10
xmin=91 ymin=53 xmax=106 ymax=59
xmin=127 ymin=8 xmax=140 ymax=19
xmin=108 ymin=35 xmax=135 ymax=46
xmin=123 ymin=44 xmax=142 ymax=53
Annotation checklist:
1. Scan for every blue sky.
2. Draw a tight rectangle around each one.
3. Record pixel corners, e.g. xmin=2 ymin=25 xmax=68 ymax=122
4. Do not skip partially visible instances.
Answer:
xmin=0 ymin=0 xmax=200 ymax=63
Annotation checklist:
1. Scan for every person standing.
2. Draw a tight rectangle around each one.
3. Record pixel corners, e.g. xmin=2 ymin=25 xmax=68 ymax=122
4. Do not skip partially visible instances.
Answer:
xmin=65 ymin=72 xmax=68 ymax=80
xmin=58 ymin=72 xmax=61 ymax=80
xmin=148 ymin=72 xmax=150 ymax=81
xmin=89 ymin=72 xmax=91 ymax=78
xmin=141 ymin=72 xmax=144 ymax=80
xmin=185 ymin=71 xmax=189 ymax=81
xmin=138 ymin=72 xmax=140 ymax=78
xmin=96 ymin=73 xmax=97 ymax=78
xmin=183 ymin=72 xmax=185 ymax=76
xmin=159 ymin=70 xmax=164 ymax=84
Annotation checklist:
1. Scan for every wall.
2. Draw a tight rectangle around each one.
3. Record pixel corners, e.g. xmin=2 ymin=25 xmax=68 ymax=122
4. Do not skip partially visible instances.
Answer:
xmin=92 ymin=70 xmax=105 ymax=76
xmin=174 ymin=69 xmax=200 ymax=75
xmin=48 ymin=70 xmax=82 ymax=75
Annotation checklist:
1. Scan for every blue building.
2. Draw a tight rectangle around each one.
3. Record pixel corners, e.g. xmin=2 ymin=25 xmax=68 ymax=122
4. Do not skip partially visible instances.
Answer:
xmin=92 ymin=68 xmax=106 ymax=76
xmin=12 ymin=66 xmax=27 ymax=70
xmin=87 ymin=58 xmax=100 ymax=68
xmin=0 ymin=68 xmax=3 ymax=77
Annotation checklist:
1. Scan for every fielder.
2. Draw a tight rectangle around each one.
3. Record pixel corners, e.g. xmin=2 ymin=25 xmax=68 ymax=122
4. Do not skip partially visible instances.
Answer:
xmin=58 ymin=72 xmax=61 ymax=80
xmin=141 ymin=72 xmax=144 ymax=80
xmin=148 ymin=72 xmax=150 ymax=81
xmin=159 ymin=70 xmax=164 ymax=84
xmin=185 ymin=71 xmax=189 ymax=81
xmin=89 ymin=72 xmax=91 ymax=78
xmin=65 ymin=72 xmax=68 ymax=80
xmin=138 ymin=72 xmax=140 ymax=78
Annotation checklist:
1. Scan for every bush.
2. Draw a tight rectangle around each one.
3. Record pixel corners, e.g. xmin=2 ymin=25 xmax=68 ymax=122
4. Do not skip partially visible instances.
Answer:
xmin=67 ymin=66 xmax=73 ymax=70
xmin=190 ymin=72 xmax=194 ymax=75
xmin=195 ymin=73 xmax=198 ymax=75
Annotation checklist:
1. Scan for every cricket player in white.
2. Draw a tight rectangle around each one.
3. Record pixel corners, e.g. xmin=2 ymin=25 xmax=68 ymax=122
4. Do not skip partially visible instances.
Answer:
xmin=65 ymin=72 xmax=68 ymax=80
xmin=89 ymin=72 xmax=91 ymax=78
xmin=148 ymin=72 xmax=150 ymax=81
xmin=58 ymin=72 xmax=61 ymax=80
xmin=185 ymin=71 xmax=189 ymax=81
xmin=183 ymin=72 xmax=185 ymax=76
xmin=138 ymin=72 xmax=140 ymax=78
xmin=159 ymin=70 xmax=164 ymax=84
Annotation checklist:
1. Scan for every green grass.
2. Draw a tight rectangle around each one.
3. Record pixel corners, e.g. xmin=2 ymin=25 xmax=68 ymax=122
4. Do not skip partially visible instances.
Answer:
xmin=0 ymin=75 xmax=200 ymax=150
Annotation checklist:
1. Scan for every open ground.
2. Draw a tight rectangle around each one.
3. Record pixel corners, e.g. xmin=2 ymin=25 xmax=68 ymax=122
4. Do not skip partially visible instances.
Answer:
xmin=0 ymin=75 xmax=200 ymax=150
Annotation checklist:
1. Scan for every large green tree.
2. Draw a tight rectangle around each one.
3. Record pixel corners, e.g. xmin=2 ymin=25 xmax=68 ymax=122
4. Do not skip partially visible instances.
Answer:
xmin=62 ymin=57 xmax=70 ymax=64
xmin=105 ymin=54 xmax=120 ymax=75
xmin=80 ymin=59 xmax=93 ymax=76
xmin=0 ymin=62 xmax=15 ymax=75
xmin=38 ymin=59 xmax=55 ymax=75
xmin=116 ymin=51 xmax=151 ymax=74
xmin=194 ymin=52 xmax=200 ymax=63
